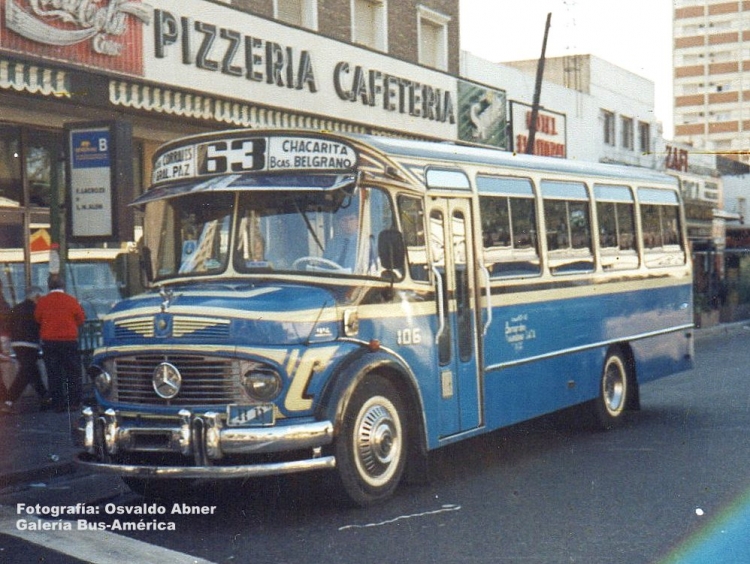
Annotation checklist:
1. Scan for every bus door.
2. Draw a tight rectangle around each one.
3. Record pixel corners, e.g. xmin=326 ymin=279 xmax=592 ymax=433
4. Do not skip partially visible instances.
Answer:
xmin=429 ymin=197 xmax=482 ymax=438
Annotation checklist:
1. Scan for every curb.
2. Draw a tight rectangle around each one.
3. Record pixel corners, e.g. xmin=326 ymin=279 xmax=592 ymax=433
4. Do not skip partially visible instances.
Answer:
xmin=0 ymin=461 xmax=78 ymax=490
xmin=694 ymin=320 xmax=750 ymax=341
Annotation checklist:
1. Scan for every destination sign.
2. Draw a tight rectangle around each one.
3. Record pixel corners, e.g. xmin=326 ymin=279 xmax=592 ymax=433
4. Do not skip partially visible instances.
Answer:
xmin=152 ymin=135 xmax=357 ymax=184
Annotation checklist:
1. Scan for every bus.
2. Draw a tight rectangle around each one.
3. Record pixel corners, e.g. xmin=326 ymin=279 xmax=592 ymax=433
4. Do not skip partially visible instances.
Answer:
xmin=0 ymin=247 xmax=132 ymax=319
xmin=75 ymin=130 xmax=694 ymax=506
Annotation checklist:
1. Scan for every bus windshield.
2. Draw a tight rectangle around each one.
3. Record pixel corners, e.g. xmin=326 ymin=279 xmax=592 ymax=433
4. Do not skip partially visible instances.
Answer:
xmin=146 ymin=185 xmax=396 ymax=280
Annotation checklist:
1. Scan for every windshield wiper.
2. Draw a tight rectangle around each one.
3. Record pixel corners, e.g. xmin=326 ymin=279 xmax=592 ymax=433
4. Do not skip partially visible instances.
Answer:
xmin=293 ymin=198 xmax=325 ymax=252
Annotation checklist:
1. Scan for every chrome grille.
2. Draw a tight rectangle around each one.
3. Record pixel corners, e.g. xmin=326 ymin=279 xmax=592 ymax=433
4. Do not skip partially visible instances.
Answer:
xmin=114 ymin=317 xmax=154 ymax=338
xmin=173 ymin=317 xmax=230 ymax=339
xmin=113 ymin=354 xmax=242 ymax=406
xmin=113 ymin=316 xmax=231 ymax=340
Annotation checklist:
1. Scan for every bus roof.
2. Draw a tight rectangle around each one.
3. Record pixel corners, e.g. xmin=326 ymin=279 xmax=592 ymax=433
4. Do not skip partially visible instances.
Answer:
xmin=143 ymin=129 xmax=678 ymax=203
xmin=344 ymin=132 xmax=679 ymax=188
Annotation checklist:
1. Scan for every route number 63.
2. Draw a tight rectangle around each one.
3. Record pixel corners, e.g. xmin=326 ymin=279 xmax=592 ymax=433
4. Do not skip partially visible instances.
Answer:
xmin=198 ymin=138 xmax=266 ymax=174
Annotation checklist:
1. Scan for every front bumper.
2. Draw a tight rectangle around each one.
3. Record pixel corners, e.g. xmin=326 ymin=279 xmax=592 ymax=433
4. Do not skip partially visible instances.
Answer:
xmin=75 ymin=407 xmax=336 ymax=478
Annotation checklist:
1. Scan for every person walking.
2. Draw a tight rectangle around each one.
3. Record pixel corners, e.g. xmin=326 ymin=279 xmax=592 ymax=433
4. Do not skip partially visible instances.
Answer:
xmin=2 ymin=286 xmax=49 ymax=413
xmin=35 ymin=275 xmax=85 ymax=412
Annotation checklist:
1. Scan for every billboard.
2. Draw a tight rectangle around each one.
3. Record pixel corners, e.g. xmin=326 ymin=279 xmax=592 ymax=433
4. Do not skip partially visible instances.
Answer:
xmin=510 ymin=100 xmax=566 ymax=158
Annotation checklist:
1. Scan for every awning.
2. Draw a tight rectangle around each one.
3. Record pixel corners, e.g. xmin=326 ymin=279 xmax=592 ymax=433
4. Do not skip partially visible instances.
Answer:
xmin=714 ymin=209 xmax=742 ymax=221
xmin=0 ymin=58 xmax=70 ymax=97
xmin=109 ymin=79 xmax=368 ymax=132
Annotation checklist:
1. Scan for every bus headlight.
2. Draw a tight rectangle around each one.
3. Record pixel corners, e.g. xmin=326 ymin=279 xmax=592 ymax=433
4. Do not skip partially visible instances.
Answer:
xmin=240 ymin=363 xmax=282 ymax=402
xmin=89 ymin=365 xmax=113 ymax=398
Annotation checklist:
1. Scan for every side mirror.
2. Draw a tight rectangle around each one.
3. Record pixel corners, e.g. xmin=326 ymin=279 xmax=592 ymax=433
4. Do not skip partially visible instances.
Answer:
xmin=378 ymin=229 xmax=405 ymax=274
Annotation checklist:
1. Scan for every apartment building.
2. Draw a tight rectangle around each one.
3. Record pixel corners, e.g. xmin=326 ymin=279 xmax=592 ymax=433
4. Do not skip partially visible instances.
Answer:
xmin=673 ymin=0 xmax=750 ymax=163
xmin=232 ymin=0 xmax=460 ymax=74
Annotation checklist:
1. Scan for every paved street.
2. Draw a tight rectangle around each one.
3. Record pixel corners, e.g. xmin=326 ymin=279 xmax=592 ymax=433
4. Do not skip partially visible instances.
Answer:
xmin=0 ymin=324 xmax=749 ymax=563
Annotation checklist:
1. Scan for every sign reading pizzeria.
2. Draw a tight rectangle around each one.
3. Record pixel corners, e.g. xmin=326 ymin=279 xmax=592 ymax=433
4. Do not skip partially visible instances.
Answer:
xmin=1 ymin=0 xmax=459 ymax=138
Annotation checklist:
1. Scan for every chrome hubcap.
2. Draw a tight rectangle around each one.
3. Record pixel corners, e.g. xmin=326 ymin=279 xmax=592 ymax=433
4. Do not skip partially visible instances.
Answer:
xmin=604 ymin=359 xmax=626 ymax=415
xmin=355 ymin=400 xmax=401 ymax=484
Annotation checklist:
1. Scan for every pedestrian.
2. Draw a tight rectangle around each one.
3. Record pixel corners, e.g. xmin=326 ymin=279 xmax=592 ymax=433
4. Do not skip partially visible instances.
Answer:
xmin=2 ymin=286 xmax=50 ymax=413
xmin=0 ymin=279 xmax=12 ymax=403
xmin=35 ymin=274 xmax=85 ymax=412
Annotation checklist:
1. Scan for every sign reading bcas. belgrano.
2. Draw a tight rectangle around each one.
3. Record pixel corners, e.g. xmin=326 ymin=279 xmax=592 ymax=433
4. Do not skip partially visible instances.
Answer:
xmin=1 ymin=0 xmax=459 ymax=139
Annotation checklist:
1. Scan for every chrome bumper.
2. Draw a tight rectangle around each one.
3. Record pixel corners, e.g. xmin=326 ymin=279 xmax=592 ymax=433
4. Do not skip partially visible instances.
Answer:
xmin=75 ymin=407 xmax=336 ymax=478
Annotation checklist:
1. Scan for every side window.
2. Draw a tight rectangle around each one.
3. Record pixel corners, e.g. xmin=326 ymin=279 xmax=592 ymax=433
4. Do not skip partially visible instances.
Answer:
xmin=594 ymin=184 xmax=638 ymax=271
xmin=541 ymin=180 xmax=593 ymax=274
xmin=397 ymin=195 xmax=429 ymax=281
xmin=477 ymin=176 xmax=540 ymax=278
xmin=639 ymin=187 xmax=685 ymax=268
xmin=365 ymin=187 xmax=396 ymax=275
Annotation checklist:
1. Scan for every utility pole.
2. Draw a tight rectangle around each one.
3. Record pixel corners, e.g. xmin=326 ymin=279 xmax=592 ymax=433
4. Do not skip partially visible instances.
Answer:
xmin=526 ymin=12 xmax=552 ymax=155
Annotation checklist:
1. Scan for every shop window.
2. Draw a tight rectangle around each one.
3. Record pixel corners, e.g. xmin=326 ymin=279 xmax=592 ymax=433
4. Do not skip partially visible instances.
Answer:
xmin=26 ymin=129 xmax=62 ymax=208
xmin=0 ymin=208 xmax=25 ymax=304
xmin=0 ymin=125 xmax=22 ymax=207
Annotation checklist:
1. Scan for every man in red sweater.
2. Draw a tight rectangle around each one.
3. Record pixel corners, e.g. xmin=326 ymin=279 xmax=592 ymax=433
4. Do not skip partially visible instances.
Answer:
xmin=35 ymin=274 xmax=85 ymax=412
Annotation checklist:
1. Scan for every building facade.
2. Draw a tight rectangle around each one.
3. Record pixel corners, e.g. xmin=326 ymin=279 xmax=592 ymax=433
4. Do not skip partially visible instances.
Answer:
xmin=673 ymin=0 xmax=750 ymax=164
xmin=3 ymin=0 xmax=514 ymax=310
xmin=462 ymin=53 xmax=663 ymax=169
xmin=462 ymin=51 xmax=743 ymax=325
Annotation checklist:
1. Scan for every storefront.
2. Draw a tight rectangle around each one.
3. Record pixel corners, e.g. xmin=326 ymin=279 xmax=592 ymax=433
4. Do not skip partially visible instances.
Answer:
xmin=663 ymin=144 xmax=733 ymax=326
xmin=0 ymin=0 xmax=506 ymax=309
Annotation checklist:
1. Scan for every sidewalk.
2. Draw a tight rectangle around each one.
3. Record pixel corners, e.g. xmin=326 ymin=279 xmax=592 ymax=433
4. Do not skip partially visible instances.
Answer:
xmin=0 ymin=395 xmax=81 ymax=490
xmin=0 ymin=321 xmax=748 ymax=493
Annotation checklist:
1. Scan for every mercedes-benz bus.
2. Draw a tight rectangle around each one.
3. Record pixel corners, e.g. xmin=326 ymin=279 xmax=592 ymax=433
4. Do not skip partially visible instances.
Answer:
xmin=76 ymin=130 xmax=694 ymax=506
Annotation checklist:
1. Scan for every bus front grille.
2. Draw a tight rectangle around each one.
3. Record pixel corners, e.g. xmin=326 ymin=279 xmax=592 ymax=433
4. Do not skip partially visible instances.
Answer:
xmin=112 ymin=354 xmax=242 ymax=406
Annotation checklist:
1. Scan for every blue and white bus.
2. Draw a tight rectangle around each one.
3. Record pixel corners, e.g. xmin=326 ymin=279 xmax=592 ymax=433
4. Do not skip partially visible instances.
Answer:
xmin=76 ymin=130 xmax=694 ymax=505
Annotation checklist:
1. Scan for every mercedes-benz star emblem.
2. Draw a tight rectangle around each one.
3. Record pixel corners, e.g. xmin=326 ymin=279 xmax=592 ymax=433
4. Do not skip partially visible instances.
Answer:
xmin=152 ymin=362 xmax=182 ymax=399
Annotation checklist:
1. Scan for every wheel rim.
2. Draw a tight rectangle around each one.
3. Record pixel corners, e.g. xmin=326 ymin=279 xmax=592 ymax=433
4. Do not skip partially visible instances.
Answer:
xmin=353 ymin=396 xmax=402 ymax=488
xmin=603 ymin=356 xmax=627 ymax=416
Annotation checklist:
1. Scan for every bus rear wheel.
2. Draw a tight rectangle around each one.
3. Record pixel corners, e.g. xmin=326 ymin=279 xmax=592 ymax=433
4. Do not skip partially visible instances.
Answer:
xmin=334 ymin=378 xmax=407 ymax=506
xmin=592 ymin=349 xmax=631 ymax=430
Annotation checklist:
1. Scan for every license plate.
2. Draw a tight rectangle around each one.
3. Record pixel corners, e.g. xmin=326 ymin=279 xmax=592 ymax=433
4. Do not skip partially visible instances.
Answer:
xmin=226 ymin=404 xmax=275 ymax=427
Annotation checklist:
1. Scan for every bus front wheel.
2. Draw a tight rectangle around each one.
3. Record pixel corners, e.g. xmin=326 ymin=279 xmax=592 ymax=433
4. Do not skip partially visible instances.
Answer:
xmin=334 ymin=377 xmax=407 ymax=506
xmin=593 ymin=349 xmax=631 ymax=430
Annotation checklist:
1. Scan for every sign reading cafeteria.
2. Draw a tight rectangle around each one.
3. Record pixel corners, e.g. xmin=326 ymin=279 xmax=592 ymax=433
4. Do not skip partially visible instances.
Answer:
xmin=0 ymin=0 xmax=458 ymax=138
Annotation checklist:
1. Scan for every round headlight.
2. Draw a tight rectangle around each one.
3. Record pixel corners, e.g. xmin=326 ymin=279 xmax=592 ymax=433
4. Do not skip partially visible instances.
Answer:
xmin=241 ymin=368 xmax=282 ymax=402
xmin=92 ymin=368 xmax=113 ymax=397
